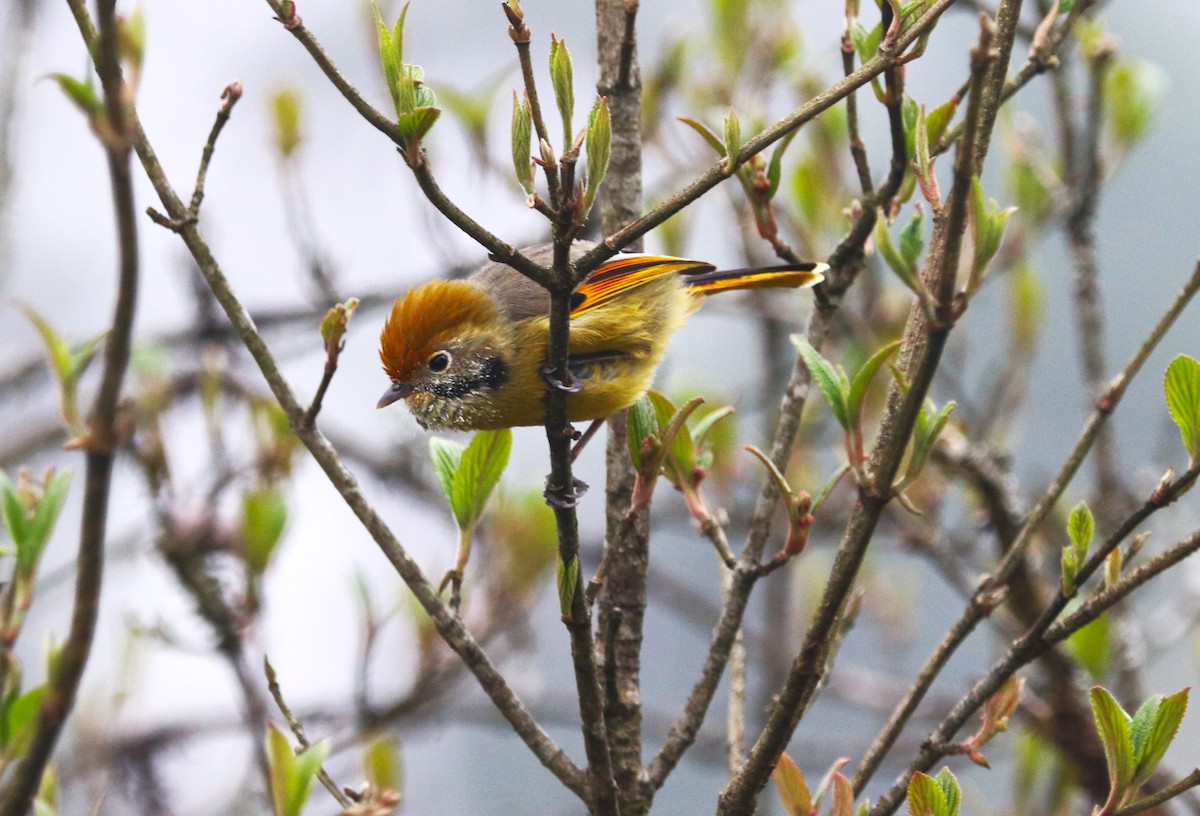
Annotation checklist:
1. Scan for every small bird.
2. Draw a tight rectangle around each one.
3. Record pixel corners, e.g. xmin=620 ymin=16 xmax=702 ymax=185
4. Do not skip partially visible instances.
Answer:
xmin=377 ymin=243 xmax=826 ymax=431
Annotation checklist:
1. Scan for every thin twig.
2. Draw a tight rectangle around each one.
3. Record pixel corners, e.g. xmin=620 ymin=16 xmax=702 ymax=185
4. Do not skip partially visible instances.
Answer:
xmin=0 ymin=1 xmax=138 ymax=811
xmin=1114 ymin=769 xmax=1200 ymax=816
xmin=264 ymin=657 xmax=353 ymax=808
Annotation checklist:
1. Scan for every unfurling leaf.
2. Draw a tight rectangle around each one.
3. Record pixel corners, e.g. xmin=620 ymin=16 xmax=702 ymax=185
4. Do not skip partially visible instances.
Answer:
xmin=556 ymin=554 xmax=578 ymax=617
xmin=1067 ymin=501 xmax=1094 ymax=560
xmin=363 ymin=735 xmax=404 ymax=795
xmin=318 ymin=297 xmax=359 ymax=354
xmin=966 ymin=176 xmax=1016 ymax=294
xmin=584 ymin=97 xmax=611 ymax=209
xmin=450 ymin=429 xmax=512 ymax=531
xmin=511 ymin=91 xmax=535 ymax=194
xmin=1164 ymin=355 xmax=1200 ymax=465
xmin=1104 ymin=59 xmax=1165 ymax=151
xmin=722 ymin=107 xmax=742 ymax=175
xmin=266 ymin=724 xmax=331 ymax=816
xmin=548 ymin=34 xmax=574 ymax=150
xmin=1129 ymin=687 xmax=1189 ymax=791
xmin=792 ymin=336 xmax=850 ymax=430
xmin=241 ymin=488 xmax=288 ymax=575
xmin=771 ymin=752 xmax=813 ymax=816
xmin=1090 ymin=686 xmax=1135 ymax=794
xmin=627 ymin=393 xmax=660 ymax=471
xmin=429 ymin=437 xmax=465 ymax=503
xmin=1 ymin=469 xmax=73 ymax=578
xmin=905 ymin=771 xmax=945 ymax=816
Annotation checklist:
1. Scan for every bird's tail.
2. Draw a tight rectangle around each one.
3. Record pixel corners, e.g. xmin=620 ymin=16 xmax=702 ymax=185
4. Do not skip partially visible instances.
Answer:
xmin=684 ymin=262 xmax=827 ymax=295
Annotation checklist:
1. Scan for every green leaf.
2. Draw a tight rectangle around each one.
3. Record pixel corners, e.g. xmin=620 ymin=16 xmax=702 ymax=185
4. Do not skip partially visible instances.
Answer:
xmin=429 ymin=437 xmax=465 ymax=503
xmin=873 ymin=216 xmax=919 ymax=293
xmin=1068 ymin=602 xmax=1111 ymax=680
xmin=2 ymin=686 xmax=45 ymax=759
xmin=1130 ymin=687 xmax=1189 ymax=790
xmin=1165 ymin=355 xmax=1200 ymax=465
xmin=847 ymin=339 xmax=902 ymax=424
xmin=901 ymin=95 xmax=919 ymax=160
xmin=266 ymin=724 xmax=294 ymax=816
xmin=556 ymin=554 xmax=578 ymax=617
xmin=373 ymin=3 xmax=403 ymax=113
xmin=906 ymin=771 xmax=945 ymax=816
xmin=924 ymin=95 xmax=958 ymax=145
xmin=678 ymin=116 xmax=725 ymax=156
xmin=722 ymin=107 xmax=742 ymax=172
xmin=511 ymin=91 xmax=534 ymax=194
xmin=287 ymin=739 xmax=331 ymax=816
xmin=584 ymin=96 xmax=611 ymax=209
xmin=627 ymin=394 xmax=660 ymax=470
xmin=793 ymin=336 xmax=850 ymax=429
xmin=1067 ymin=501 xmax=1094 ymax=561
xmin=766 ymin=128 xmax=800 ymax=200
xmin=364 ymin=735 xmax=404 ymax=794
xmin=771 ymin=752 xmax=812 ymax=816
xmin=647 ymin=390 xmax=696 ymax=488
xmin=270 ymin=87 xmax=303 ymax=158
xmin=690 ymin=405 xmax=735 ymax=451
xmin=241 ymin=488 xmax=288 ymax=575
xmin=1090 ymin=686 xmax=1135 ymax=792
xmin=1104 ymin=59 xmax=1165 ymax=151
xmin=450 ymin=429 xmax=511 ymax=530
xmin=898 ymin=211 xmax=925 ymax=270
xmin=46 ymin=73 xmax=103 ymax=118
xmin=933 ymin=768 xmax=960 ymax=816
xmin=851 ymin=21 xmax=882 ymax=63
xmin=549 ymin=34 xmax=574 ymax=149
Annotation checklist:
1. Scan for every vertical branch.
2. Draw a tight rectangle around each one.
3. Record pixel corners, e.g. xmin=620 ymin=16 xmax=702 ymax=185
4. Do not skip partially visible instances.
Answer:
xmin=593 ymin=0 xmax=646 ymax=811
xmin=0 ymin=1 xmax=139 ymax=812
xmin=717 ymin=10 xmax=1019 ymax=814
xmin=1063 ymin=47 xmax=1125 ymax=509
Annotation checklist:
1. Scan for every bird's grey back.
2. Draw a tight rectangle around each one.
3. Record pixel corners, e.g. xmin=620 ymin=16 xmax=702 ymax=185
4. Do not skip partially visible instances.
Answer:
xmin=469 ymin=241 xmax=597 ymax=322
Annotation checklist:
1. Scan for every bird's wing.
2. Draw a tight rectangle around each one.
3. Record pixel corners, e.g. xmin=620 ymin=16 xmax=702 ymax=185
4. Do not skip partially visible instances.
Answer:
xmin=569 ymin=254 xmax=713 ymax=317
xmin=471 ymin=247 xmax=713 ymax=321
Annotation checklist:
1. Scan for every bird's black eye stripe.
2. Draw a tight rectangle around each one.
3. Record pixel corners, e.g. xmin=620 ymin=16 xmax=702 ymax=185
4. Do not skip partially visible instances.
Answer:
xmin=428 ymin=351 xmax=451 ymax=372
xmin=570 ymin=292 xmax=586 ymax=310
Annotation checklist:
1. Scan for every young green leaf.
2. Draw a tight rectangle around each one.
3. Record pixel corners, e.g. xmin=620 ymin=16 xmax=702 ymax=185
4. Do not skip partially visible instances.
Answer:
xmin=267 ymin=724 xmax=293 ymax=816
xmin=511 ymin=91 xmax=534 ymax=194
xmin=241 ymin=488 xmax=288 ymax=575
xmin=363 ymin=735 xmax=404 ymax=795
xmin=906 ymin=771 xmax=946 ymax=816
xmin=450 ymin=429 xmax=512 ymax=530
xmin=647 ymin=390 xmax=697 ymax=488
xmin=2 ymin=686 xmax=46 ymax=760
xmin=771 ymin=752 xmax=812 ymax=816
xmin=548 ymin=34 xmax=574 ymax=150
xmin=1 ymin=470 xmax=73 ymax=577
xmin=766 ymin=129 xmax=800 ymax=200
xmin=627 ymin=393 xmax=660 ymax=470
xmin=723 ymin=108 xmax=742 ymax=174
xmin=793 ymin=336 xmax=851 ymax=429
xmin=1104 ymin=59 xmax=1165 ymax=151
xmin=924 ymin=95 xmax=959 ymax=145
xmin=898 ymin=210 xmax=925 ymax=270
xmin=47 ymin=73 xmax=103 ymax=119
xmin=1129 ymin=687 xmax=1189 ymax=790
xmin=1164 ymin=355 xmax=1200 ymax=465
xmin=933 ymin=768 xmax=960 ymax=816
xmin=847 ymin=339 xmax=903 ymax=424
xmin=584 ymin=96 xmax=611 ymax=209
xmin=1066 ymin=602 xmax=1110 ymax=679
xmin=287 ymin=739 xmax=331 ymax=816
xmin=556 ymin=554 xmax=578 ymax=617
xmin=1090 ymin=686 xmax=1135 ymax=794
xmin=873 ymin=216 xmax=921 ymax=296
xmin=429 ymin=437 xmax=465 ymax=504
xmin=1067 ymin=501 xmax=1094 ymax=562
xmin=271 ymin=87 xmax=303 ymax=159
xmin=373 ymin=3 xmax=403 ymax=114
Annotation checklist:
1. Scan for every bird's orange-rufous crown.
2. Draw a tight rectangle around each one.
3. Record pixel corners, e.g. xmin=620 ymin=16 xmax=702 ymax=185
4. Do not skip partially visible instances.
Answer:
xmin=379 ymin=280 xmax=497 ymax=382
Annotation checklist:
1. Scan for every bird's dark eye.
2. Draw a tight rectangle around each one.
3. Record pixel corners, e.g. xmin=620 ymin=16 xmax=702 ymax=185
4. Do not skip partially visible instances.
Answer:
xmin=428 ymin=351 xmax=451 ymax=372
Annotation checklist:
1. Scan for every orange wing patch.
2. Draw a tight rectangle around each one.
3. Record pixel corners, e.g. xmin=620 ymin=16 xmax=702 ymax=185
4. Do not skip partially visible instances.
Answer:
xmin=569 ymin=254 xmax=714 ymax=317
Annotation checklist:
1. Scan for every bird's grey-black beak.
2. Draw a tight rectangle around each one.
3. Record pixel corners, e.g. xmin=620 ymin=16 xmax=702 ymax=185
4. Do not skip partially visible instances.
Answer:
xmin=377 ymin=381 xmax=414 ymax=409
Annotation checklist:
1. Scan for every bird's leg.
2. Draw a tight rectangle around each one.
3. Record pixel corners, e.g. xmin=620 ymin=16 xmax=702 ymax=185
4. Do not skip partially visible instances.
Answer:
xmin=569 ymin=418 xmax=605 ymax=462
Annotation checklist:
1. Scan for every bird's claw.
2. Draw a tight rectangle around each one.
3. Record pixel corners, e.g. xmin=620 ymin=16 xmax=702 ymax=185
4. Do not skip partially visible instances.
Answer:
xmin=544 ymin=475 xmax=589 ymax=509
xmin=542 ymin=365 xmax=583 ymax=394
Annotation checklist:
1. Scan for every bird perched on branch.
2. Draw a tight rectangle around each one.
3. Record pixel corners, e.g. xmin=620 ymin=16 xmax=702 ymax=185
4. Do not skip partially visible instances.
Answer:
xmin=377 ymin=243 xmax=826 ymax=431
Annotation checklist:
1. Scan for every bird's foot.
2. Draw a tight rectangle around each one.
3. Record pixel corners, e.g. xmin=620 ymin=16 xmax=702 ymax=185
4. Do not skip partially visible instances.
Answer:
xmin=541 ymin=364 xmax=583 ymax=394
xmin=544 ymin=475 xmax=589 ymax=509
